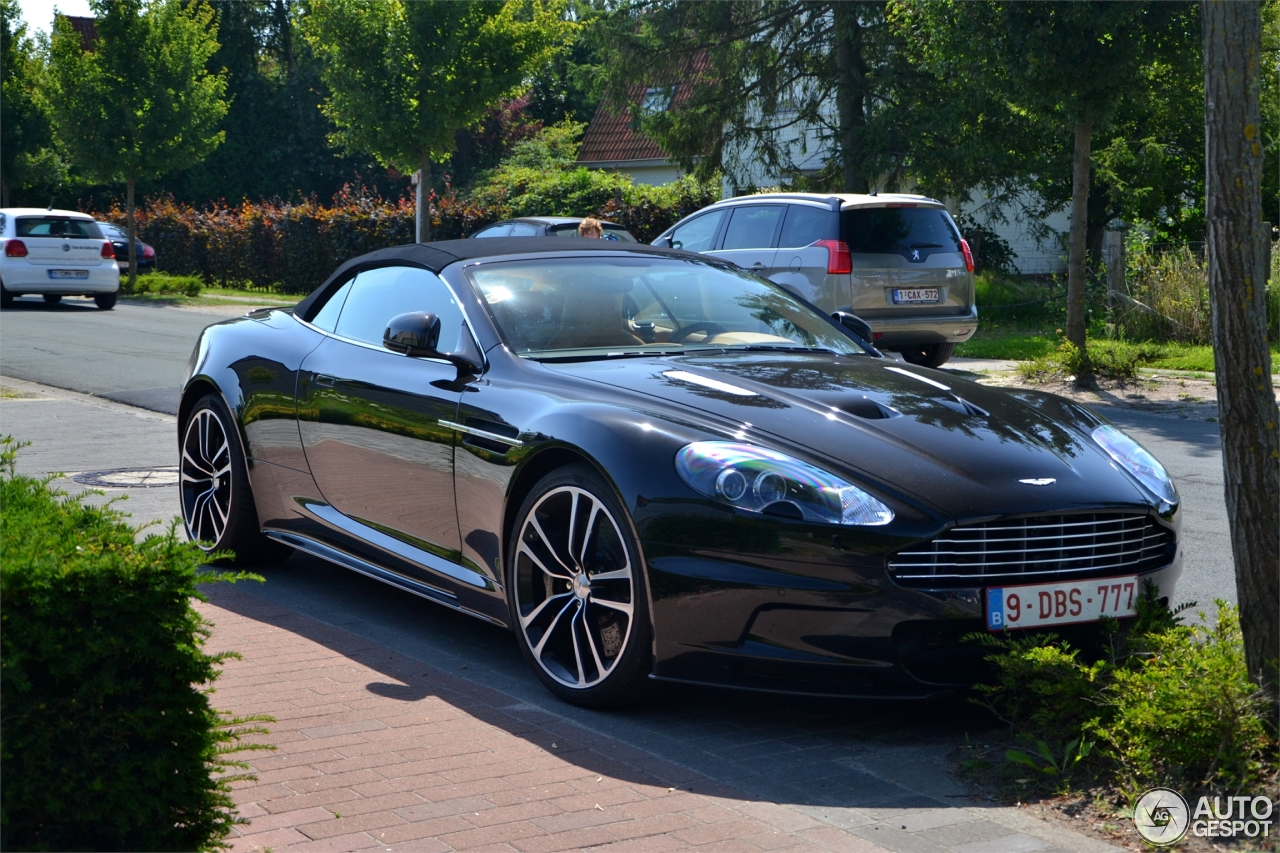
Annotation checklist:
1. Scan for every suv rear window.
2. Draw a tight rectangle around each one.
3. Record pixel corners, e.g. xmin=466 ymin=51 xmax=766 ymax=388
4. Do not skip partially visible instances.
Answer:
xmin=16 ymin=217 xmax=103 ymax=239
xmin=840 ymin=207 xmax=959 ymax=255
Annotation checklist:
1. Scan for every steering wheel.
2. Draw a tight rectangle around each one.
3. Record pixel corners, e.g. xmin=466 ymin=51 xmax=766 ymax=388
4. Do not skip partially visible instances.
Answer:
xmin=669 ymin=321 xmax=729 ymax=344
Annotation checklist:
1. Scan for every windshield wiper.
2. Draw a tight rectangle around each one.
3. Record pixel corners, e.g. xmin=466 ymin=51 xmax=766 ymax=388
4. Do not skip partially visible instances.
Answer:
xmin=533 ymin=348 xmax=700 ymax=363
xmin=722 ymin=344 xmax=837 ymax=354
xmin=907 ymin=242 xmax=944 ymax=249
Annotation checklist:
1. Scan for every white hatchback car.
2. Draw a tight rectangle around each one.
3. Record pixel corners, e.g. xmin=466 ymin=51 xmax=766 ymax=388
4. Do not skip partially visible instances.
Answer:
xmin=0 ymin=208 xmax=121 ymax=309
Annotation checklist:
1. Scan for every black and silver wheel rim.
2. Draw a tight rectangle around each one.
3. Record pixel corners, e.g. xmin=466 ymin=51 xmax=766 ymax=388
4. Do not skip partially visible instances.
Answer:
xmin=514 ymin=486 xmax=635 ymax=689
xmin=181 ymin=408 xmax=232 ymax=549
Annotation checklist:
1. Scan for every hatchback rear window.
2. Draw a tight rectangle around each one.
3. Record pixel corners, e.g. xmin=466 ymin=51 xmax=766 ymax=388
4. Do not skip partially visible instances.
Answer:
xmin=16 ymin=217 xmax=103 ymax=239
xmin=840 ymin=208 xmax=959 ymax=255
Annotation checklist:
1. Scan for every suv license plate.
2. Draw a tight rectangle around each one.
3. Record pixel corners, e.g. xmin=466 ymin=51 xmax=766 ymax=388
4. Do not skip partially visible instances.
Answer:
xmin=893 ymin=288 xmax=939 ymax=304
xmin=48 ymin=269 xmax=89 ymax=279
xmin=987 ymin=575 xmax=1139 ymax=631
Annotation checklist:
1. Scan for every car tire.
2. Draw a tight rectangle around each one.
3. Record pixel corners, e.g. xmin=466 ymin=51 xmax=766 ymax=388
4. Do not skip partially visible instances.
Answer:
xmin=507 ymin=464 xmax=654 ymax=708
xmin=43 ymin=294 xmax=62 ymax=304
xmin=0 ymin=285 xmax=13 ymax=308
xmin=94 ymin=291 xmax=118 ymax=310
xmin=900 ymin=342 xmax=955 ymax=368
xmin=180 ymin=393 xmax=293 ymax=566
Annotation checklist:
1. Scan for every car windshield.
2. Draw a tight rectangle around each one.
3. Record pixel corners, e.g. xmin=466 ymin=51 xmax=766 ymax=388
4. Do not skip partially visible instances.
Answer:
xmin=16 ymin=217 xmax=103 ymax=239
xmin=469 ymin=256 xmax=869 ymax=360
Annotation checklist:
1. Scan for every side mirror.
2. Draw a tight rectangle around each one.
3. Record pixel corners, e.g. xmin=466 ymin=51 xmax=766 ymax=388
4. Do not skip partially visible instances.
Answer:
xmin=384 ymin=312 xmax=441 ymax=355
xmin=831 ymin=310 xmax=881 ymax=354
xmin=652 ymin=236 xmax=672 ymax=249
xmin=384 ymin=312 xmax=485 ymax=374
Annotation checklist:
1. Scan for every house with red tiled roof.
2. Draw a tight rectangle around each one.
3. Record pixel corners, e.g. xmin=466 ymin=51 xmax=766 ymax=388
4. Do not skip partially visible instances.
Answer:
xmin=575 ymin=84 xmax=688 ymax=185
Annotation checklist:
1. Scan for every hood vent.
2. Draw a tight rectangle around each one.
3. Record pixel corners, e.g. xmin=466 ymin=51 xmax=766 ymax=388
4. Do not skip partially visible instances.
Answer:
xmin=837 ymin=396 xmax=902 ymax=420
xmin=936 ymin=397 xmax=989 ymax=418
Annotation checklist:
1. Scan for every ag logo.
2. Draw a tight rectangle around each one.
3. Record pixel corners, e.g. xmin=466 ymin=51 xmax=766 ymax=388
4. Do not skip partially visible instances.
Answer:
xmin=1135 ymin=788 xmax=1190 ymax=845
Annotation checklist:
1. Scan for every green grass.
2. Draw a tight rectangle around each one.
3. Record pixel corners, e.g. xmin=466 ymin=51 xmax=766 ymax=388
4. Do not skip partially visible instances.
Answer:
xmin=122 ymin=272 xmax=299 ymax=307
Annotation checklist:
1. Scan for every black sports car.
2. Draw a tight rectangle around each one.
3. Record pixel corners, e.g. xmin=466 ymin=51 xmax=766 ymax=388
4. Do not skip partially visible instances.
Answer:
xmin=179 ymin=238 xmax=1181 ymax=707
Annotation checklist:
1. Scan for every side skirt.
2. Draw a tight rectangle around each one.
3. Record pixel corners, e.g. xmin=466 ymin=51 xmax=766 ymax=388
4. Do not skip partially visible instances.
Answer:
xmin=264 ymin=529 xmax=509 ymax=629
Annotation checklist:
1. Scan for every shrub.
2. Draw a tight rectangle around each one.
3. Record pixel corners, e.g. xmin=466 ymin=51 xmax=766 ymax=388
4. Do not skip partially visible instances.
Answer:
xmin=0 ymin=438 xmax=269 ymax=851
xmin=1088 ymin=605 xmax=1275 ymax=799
xmin=1017 ymin=337 xmax=1141 ymax=382
xmin=127 ymin=272 xmax=203 ymax=297
xmin=1115 ymin=239 xmax=1211 ymax=344
xmin=968 ymin=591 xmax=1277 ymax=799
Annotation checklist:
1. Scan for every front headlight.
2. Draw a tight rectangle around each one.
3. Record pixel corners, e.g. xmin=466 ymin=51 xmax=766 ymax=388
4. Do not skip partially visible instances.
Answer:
xmin=675 ymin=441 xmax=894 ymax=526
xmin=1091 ymin=424 xmax=1177 ymax=505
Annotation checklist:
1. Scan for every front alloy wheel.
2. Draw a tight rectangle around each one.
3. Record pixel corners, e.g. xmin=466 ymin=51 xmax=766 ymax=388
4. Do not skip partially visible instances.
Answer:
xmin=510 ymin=467 xmax=652 ymax=707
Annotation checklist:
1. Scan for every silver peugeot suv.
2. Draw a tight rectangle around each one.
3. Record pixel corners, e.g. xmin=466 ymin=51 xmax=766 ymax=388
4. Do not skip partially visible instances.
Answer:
xmin=652 ymin=193 xmax=977 ymax=367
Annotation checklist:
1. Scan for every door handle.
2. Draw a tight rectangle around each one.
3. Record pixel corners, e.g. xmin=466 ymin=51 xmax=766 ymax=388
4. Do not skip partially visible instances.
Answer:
xmin=751 ymin=262 xmax=765 ymax=268
xmin=315 ymin=374 xmax=336 ymax=387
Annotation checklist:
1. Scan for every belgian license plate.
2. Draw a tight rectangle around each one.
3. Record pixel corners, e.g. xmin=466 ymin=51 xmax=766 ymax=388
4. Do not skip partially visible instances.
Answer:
xmin=48 ymin=269 xmax=89 ymax=279
xmin=986 ymin=575 xmax=1139 ymax=631
xmin=893 ymin=288 xmax=939 ymax=304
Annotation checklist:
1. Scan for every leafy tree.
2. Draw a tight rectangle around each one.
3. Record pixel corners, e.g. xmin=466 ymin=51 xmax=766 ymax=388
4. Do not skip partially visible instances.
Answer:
xmin=1202 ymin=0 xmax=1278 ymax=694
xmin=0 ymin=0 xmax=66 ymax=207
xmin=45 ymin=0 xmax=228 ymax=287
xmin=302 ymin=0 xmax=573 ymax=242
xmin=901 ymin=2 xmax=1191 ymax=383
xmin=156 ymin=1 xmax=393 ymax=205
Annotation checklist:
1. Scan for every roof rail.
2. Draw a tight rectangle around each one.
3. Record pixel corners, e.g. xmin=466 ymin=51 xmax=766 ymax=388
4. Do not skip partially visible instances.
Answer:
xmin=721 ymin=193 xmax=847 ymax=210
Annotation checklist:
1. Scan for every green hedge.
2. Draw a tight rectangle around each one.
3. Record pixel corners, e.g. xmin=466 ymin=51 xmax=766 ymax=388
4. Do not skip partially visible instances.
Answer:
xmin=98 ymin=173 xmax=720 ymax=294
xmin=0 ymin=438 xmax=267 ymax=851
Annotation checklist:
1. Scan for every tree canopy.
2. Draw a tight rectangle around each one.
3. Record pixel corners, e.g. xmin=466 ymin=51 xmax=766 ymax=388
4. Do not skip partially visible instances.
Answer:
xmin=303 ymin=0 xmax=573 ymax=239
xmin=45 ymin=0 xmax=229 ymax=284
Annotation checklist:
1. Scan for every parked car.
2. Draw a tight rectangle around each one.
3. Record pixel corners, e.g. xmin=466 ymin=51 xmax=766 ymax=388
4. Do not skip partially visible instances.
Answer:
xmin=98 ymin=221 xmax=157 ymax=272
xmin=653 ymin=193 xmax=977 ymax=367
xmin=0 ymin=208 xmax=120 ymax=309
xmin=470 ymin=216 xmax=637 ymax=241
xmin=180 ymin=237 xmax=1180 ymax=708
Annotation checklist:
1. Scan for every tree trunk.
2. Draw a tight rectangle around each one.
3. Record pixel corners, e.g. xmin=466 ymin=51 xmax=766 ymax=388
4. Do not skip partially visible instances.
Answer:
xmin=832 ymin=3 xmax=869 ymax=194
xmin=416 ymin=154 xmax=432 ymax=243
xmin=1203 ymin=0 xmax=1278 ymax=693
xmin=126 ymin=177 xmax=137 ymax=291
xmin=1066 ymin=119 xmax=1092 ymax=383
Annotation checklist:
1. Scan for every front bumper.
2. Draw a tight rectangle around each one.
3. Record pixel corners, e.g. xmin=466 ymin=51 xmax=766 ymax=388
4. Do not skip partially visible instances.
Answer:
xmin=865 ymin=305 xmax=979 ymax=348
xmin=642 ymin=541 xmax=1182 ymax=699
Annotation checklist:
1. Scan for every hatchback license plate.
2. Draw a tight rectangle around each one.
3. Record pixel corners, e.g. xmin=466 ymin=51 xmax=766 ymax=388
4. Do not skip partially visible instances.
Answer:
xmin=987 ymin=575 xmax=1138 ymax=631
xmin=892 ymin=288 xmax=939 ymax=304
xmin=48 ymin=269 xmax=89 ymax=279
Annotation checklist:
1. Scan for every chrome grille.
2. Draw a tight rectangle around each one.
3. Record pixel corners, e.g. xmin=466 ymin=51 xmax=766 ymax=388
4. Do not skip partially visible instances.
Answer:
xmin=889 ymin=513 xmax=1174 ymax=588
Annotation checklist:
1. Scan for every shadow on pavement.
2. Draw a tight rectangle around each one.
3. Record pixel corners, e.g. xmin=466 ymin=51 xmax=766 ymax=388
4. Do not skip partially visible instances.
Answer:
xmin=205 ymin=552 xmax=1002 ymax=821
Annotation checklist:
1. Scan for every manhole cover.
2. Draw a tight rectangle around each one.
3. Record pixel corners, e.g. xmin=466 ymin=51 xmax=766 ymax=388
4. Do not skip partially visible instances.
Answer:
xmin=72 ymin=467 xmax=180 ymax=488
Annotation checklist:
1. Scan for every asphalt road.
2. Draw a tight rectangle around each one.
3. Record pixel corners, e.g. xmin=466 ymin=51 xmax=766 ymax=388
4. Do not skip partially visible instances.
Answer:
xmin=0 ymin=294 xmax=1237 ymax=611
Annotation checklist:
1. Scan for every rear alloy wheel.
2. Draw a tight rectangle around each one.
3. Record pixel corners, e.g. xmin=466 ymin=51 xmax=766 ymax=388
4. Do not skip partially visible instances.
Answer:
xmin=180 ymin=394 xmax=291 ymax=565
xmin=900 ymin=341 xmax=955 ymax=368
xmin=94 ymin=291 xmax=118 ymax=310
xmin=43 ymin=294 xmax=62 ymax=304
xmin=509 ymin=465 xmax=653 ymax=708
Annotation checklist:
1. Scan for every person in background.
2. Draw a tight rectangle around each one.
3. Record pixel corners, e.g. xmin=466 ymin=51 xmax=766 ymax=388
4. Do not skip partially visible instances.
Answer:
xmin=577 ymin=217 xmax=604 ymax=238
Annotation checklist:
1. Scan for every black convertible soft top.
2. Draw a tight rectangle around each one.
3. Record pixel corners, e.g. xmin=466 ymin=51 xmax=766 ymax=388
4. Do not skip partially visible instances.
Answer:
xmin=292 ymin=237 xmax=704 ymax=321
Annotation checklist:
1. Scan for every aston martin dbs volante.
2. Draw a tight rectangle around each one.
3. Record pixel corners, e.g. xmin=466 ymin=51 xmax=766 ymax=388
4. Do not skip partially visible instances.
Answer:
xmin=180 ymin=238 xmax=1181 ymax=707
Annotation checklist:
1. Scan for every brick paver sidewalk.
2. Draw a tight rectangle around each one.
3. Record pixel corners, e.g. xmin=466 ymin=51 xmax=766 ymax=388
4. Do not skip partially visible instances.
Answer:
xmin=202 ymin=581 xmax=1104 ymax=853
xmin=204 ymin=585 xmax=886 ymax=853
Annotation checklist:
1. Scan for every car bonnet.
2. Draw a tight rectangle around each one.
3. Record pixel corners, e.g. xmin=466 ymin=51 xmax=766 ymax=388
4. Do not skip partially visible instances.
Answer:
xmin=541 ymin=353 xmax=1151 ymax=520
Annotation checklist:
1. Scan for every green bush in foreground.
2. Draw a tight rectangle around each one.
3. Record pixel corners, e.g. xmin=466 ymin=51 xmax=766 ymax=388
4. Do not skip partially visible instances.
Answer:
xmin=125 ymin=271 xmax=204 ymax=297
xmin=0 ymin=438 xmax=268 ymax=851
xmin=969 ymin=588 xmax=1276 ymax=799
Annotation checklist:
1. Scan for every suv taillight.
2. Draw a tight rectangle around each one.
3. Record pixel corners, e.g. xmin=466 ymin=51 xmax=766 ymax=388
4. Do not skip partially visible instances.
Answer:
xmin=814 ymin=239 xmax=852 ymax=275
xmin=5 ymin=240 xmax=28 ymax=258
xmin=959 ymin=238 xmax=974 ymax=273
xmin=141 ymin=245 xmax=155 ymax=259
xmin=101 ymin=241 xmax=115 ymax=259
